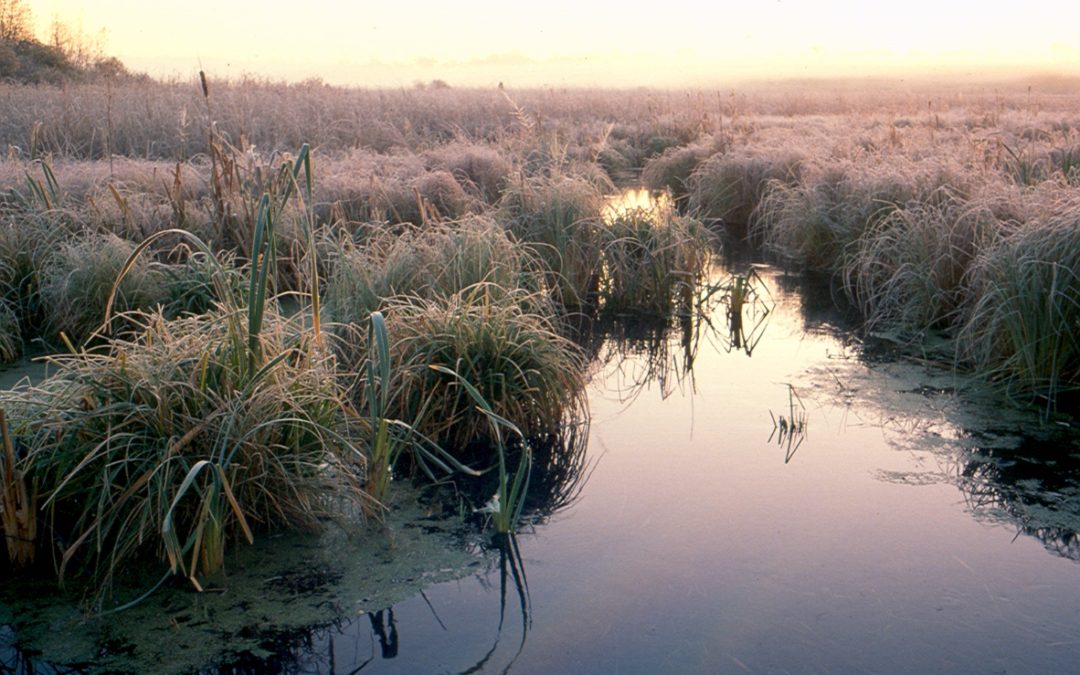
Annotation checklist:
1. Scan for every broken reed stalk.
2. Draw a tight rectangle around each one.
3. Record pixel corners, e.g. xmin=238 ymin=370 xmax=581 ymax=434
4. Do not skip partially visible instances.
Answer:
xmin=1 ymin=408 xmax=36 ymax=567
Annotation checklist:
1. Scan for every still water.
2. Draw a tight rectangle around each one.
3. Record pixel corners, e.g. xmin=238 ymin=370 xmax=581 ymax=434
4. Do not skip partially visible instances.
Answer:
xmin=4 ymin=253 xmax=1080 ymax=672
xmin=218 ymin=262 xmax=1080 ymax=672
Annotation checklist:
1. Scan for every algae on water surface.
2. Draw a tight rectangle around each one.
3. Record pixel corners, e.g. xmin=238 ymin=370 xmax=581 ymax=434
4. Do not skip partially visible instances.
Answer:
xmin=0 ymin=490 xmax=480 ymax=673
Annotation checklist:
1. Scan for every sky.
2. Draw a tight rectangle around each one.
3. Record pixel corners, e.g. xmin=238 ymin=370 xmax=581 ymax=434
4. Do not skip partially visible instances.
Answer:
xmin=35 ymin=0 xmax=1080 ymax=87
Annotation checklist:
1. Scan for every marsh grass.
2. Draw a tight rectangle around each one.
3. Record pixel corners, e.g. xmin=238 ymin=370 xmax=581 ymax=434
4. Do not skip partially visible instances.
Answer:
xmin=499 ymin=174 xmax=606 ymax=308
xmin=360 ymin=312 xmax=479 ymax=510
xmin=161 ymin=248 xmax=245 ymax=317
xmin=0 ymin=299 xmax=23 ymax=363
xmin=378 ymin=287 xmax=587 ymax=455
xmin=431 ymin=364 xmax=531 ymax=534
xmin=325 ymin=216 xmax=541 ymax=329
xmin=1049 ymin=144 xmax=1080 ymax=185
xmin=334 ymin=170 xmax=476 ymax=226
xmin=425 ymin=143 xmax=513 ymax=204
xmin=599 ymin=205 xmax=714 ymax=317
xmin=842 ymin=192 xmax=980 ymax=335
xmin=412 ymin=170 xmax=474 ymax=221
xmin=958 ymin=203 xmax=1080 ymax=409
xmin=3 ymin=305 xmax=362 ymax=596
xmin=193 ymin=129 xmax=317 ymax=296
xmin=0 ymin=171 xmax=78 ymax=342
xmin=754 ymin=159 xmax=967 ymax=272
xmin=39 ymin=232 xmax=167 ymax=346
xmin=688 ymin=149 xmax=803 ymax=231
xmin=998 ymin=141 xmax=1048 ymax=186
xmin=641 ymin=136 xmax=726 ymax=208
xmin=0 ymin=145 xmax=353 ymax=600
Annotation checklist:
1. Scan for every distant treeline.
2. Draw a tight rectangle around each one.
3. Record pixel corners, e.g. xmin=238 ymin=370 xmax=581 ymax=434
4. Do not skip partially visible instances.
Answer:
xmin=0 ymin=0 xmax=141 ymax=85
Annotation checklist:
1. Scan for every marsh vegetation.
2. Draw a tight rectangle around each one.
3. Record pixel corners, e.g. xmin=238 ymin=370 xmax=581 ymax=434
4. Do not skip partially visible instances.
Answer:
xmin=1 ymin=75 xmax=1079 ymax=671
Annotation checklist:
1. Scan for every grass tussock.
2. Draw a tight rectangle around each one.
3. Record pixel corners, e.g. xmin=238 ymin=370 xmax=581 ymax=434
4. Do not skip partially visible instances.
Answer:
xmin=687 ymin=148 xmax=804 ymax=229
xmin=39 ymin=232 xmax=166 ymax=345
xmin=321 ymin=161 xmax=476 ymax=226
xmin=1 ymin=305 xmax=363 ymax=596
xmin=842 ymin=193 xmax=985 ymax=333
xmin=0 ymin=298 xmax=22 ymax=363
xmin=160 ymin=249 xmax=245 ymax=317
xmin=957 ymin=199 xmax=1080 ymax=406
xmin=424 ymin=143 xmax=513 ymax=204
xmin=641 ymin=136 xmax=726 ymax=205
xmin=499 ymin=174 xmax=606 ymax=307
xmin=600 ymin=205 xmax=714 ymax=316
xmin=325 ymin=215 xmax=542 ymax=328
xmin=378 ymin=287 xmax=588 ymax=454
xmin=0 ymin=216 xmax=61 ymax=331
xmin=754 ymin=158 xmax=969 ymax=271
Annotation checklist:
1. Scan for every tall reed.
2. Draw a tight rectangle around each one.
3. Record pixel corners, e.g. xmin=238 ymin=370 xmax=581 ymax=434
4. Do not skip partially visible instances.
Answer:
xmin=0 ymin=408 xmax=36 ymax=567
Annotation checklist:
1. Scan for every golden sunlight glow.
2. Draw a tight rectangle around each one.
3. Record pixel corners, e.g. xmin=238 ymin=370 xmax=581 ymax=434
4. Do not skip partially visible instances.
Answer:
xmin=602 ymin=189 xmax=674 ymax=223
xmin=37 ymin=0 xmax=1080 ymax=86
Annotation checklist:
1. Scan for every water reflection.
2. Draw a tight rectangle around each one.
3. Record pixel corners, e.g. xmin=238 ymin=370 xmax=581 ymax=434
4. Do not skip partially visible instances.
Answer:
xmin=198 ymin=534 xmax=532 ymax=674
xmin=0 ymin=625 xmax=78 ymax=675
xmin=368 ymin=608 xmax=399 ymax=660
xmin=522 ymin=423 xmax=592 ymax=522
xmin=959 ymin=432 xmax=1080 ymax=563
xmin=586 ymin=311 xmax=698 ymax=404
xmin=843 ymin=345 xmax=1080 ymax=567
xmin=583 ymin=263 xmax=776 ymax=404
xmin=771 ymin=267 xmax=861 ymax=336
xmin=768 ymin=383 xmax=808 ymax=463
xmin=600 ymin=188 xmax=673 ymax=223
xmin=459 ymin=534 xmax=530 ymax=675
xmin=716 ymin=266 xmax=772 ymax=356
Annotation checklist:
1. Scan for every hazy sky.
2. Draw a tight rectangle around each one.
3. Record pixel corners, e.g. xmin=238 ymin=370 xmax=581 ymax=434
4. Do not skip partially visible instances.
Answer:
xmin=37 ymin=0 xmax=1080 ymax=86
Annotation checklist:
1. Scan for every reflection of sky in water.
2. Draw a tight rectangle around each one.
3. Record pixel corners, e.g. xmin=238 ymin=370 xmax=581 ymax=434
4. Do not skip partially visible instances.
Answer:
xmin=328 ymin=262 xmax=1080 ymax=674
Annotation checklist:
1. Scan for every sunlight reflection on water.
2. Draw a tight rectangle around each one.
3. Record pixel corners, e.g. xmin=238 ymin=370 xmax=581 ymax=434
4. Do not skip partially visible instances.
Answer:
xmin=601 ymin=187 xmax=673 ymax=223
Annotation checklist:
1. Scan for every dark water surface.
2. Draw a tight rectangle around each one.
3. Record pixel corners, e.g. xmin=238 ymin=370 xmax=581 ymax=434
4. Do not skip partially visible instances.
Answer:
xmin=5 ymin=258 xmax=1080 ymax=673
